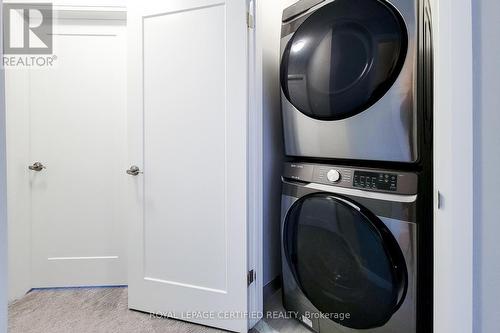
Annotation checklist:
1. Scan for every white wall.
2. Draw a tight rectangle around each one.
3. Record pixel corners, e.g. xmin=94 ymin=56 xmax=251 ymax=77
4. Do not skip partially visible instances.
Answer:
xmin=260 ymin=0 xmax=284 ymax=288
xmin=260 ymin=0 xmax=296 ymax=287
xmin=0 ymin=2 xmax=9 ymax=331
xmin=472 ymin=1 xmax=500 ymax=332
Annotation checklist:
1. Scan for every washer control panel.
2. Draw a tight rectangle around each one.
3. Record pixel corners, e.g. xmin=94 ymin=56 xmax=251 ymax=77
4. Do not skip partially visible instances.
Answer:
xmin=313 ymin=165 xmax=352 ymax=186
xmin=353 ymin=171 xmax=398 ymax=192
xmin=283 ymin=162 xmax=418 ymax=195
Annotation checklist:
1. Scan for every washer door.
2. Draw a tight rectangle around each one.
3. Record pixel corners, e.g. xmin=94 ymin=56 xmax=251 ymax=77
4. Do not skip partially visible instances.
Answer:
xmin=283 ymin=193 xmax=407 ymax=329
xmin=280 ymin=0 xmax=408 ymax=120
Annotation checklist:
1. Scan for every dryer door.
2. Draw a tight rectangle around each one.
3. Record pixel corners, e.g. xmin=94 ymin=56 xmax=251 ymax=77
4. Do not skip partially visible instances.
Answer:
xmin=280 ymin=0 xmax=408 ymax=120
xmin=283 ymin=193 xmax=407 ymax=329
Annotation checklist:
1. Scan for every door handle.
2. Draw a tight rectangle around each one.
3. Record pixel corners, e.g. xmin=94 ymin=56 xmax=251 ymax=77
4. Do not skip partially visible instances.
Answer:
xmin=29 ymin=162 xmax=46 ymax=172
xmin=126 ymin=165 xmax=142 ymax=176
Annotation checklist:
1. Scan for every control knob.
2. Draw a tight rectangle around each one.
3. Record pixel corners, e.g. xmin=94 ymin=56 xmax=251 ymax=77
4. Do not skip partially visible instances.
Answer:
xmin=327 ymin=169 xmax=341 ymax=183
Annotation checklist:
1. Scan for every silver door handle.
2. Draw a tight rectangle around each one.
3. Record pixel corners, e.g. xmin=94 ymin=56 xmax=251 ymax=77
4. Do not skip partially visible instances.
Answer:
xmin=29 ymin=162 xmax=46 ymax=172
xmin=126 ymin=165 xmax=142 ymax=176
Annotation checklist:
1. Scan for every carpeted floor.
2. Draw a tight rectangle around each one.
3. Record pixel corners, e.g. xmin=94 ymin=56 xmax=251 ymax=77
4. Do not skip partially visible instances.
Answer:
xmin=8 ymin=287 xmax=226 ymax=333
xmin=8 ymin=287 xmax=308 ymax=333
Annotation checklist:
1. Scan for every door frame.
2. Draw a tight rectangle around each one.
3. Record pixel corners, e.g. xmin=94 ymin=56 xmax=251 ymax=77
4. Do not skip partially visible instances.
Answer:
xmin=0 ymin=2 xmax=7 ymax=332
xmin=247 ymin=0 xmax=263 ymax=328
xmin=432 ymin=0 xmax=474 ymax=333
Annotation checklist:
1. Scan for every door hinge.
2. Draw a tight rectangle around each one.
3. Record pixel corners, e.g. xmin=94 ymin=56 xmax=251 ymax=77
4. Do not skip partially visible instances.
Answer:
xmin=247 ymin=269 xmax=256 ymax=286
xmin=247 ymin=11 xmax=255 ymax=29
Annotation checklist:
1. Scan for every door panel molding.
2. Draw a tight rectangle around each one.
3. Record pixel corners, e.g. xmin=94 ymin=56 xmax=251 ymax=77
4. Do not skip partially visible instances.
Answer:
xmin=127 ymin=1 xmax=257 ymax=332
xmin=27 ymin=17 xmax=128 ymax=288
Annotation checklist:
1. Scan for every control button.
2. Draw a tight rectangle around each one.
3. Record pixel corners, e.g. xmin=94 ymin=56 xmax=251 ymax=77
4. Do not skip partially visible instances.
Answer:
xmin=327 ymin=169 xmax=341 ymax=183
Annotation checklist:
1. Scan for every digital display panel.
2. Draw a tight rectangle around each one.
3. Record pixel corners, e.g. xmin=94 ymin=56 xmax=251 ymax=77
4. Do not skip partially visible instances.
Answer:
xmin=353 ymin=171 xmax=398 ymax=192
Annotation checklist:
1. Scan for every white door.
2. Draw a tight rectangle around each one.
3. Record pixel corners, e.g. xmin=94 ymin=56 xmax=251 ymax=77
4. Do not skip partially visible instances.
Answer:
xmin=29 ymin=12 xmax=128 ymax=287
xmin=127 ymin=1 xmax=250 ymax=332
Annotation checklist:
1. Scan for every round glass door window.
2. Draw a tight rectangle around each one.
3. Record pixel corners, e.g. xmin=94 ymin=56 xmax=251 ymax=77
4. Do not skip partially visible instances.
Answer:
xmin=283 ymin=194 xmax=407 ymax=329
xmin=280 ymin=0 xmax=408 ymax=120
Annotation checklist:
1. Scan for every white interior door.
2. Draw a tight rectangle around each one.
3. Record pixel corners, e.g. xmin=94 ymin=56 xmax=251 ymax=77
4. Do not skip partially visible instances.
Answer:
xmin=127 ymin=1 xmax=251 ymax=332
xmin=29 ymin=13 xmax=128 ymax=287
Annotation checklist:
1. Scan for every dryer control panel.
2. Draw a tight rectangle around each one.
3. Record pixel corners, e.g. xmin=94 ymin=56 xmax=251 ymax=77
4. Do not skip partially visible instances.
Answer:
xmin=283 ymin=162 xmax=418 ymax=195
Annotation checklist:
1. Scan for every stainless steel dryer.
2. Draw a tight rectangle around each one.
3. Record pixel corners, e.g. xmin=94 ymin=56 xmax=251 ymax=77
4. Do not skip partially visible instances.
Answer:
xmin=280 ymin=0 xmax=432 ymax=163
xmin=281 ymin=162 xmax=418 ymax=333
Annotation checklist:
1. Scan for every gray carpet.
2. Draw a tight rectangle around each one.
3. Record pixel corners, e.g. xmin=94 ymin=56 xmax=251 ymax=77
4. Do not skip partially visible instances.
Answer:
xmin=8 ymin=287 xmax=308 ymax=333
xmin=8 ymin=287 xmax=227 ymax=333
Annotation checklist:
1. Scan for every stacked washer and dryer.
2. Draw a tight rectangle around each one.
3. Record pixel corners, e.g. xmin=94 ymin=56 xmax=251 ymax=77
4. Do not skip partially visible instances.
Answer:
xmin=278 ymin=1 xmax=434 ymax=333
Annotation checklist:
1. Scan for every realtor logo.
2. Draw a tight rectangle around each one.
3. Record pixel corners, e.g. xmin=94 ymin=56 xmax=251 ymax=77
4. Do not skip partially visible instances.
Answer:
xmin=3 ymin=3 xmax=53 ymax=54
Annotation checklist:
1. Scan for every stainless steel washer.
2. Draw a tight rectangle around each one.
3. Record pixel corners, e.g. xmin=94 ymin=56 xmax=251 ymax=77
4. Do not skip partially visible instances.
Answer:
xmin=281 ymin=162 xmax=418 ymax=332
xmin=280 ymin=0 xmax=432 ymax=163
